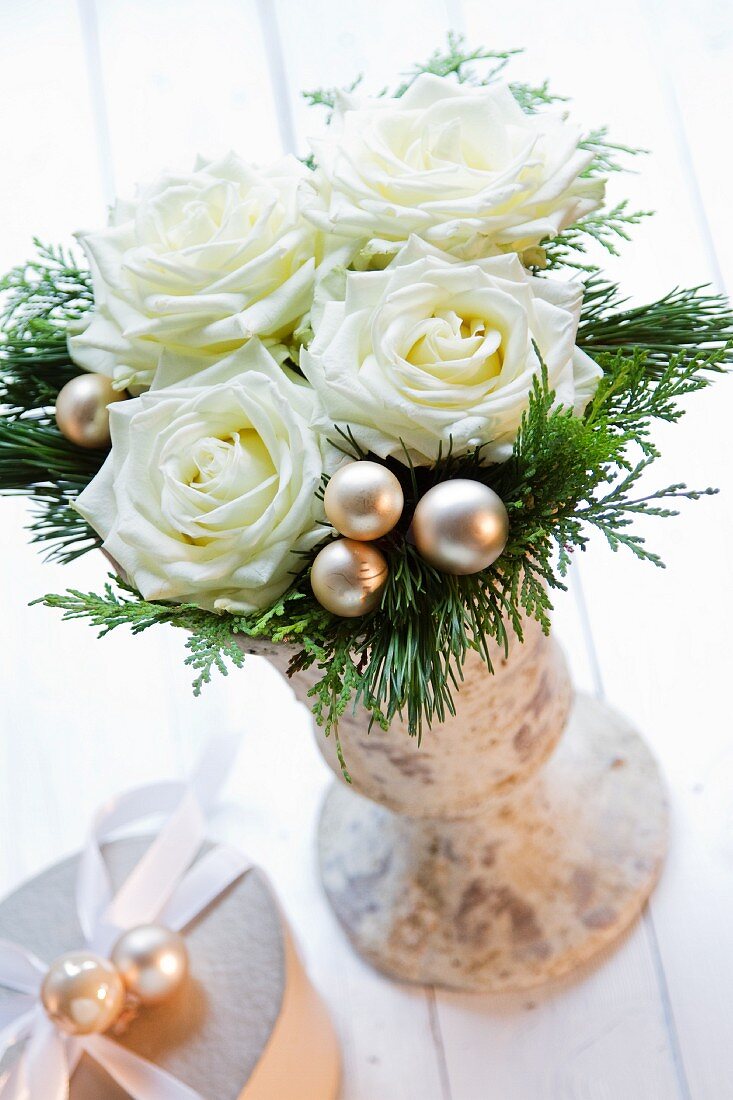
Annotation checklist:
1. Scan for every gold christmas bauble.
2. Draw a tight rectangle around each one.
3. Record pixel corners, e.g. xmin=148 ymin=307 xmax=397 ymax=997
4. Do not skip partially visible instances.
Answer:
xmin=324 ymin=461 xmax=404 ymax=541
xmin=311 ymin=538 xmax=389 ymax=617
xmin=55 ymin=373 xmax=126 ymax=449
xmin=41 ymin=951 xmax=126 ymax=1035
xmin=412 ymin=479 xmax=509 ymax=575
xmin=111 ymin=924 xmax=189 ymax=1006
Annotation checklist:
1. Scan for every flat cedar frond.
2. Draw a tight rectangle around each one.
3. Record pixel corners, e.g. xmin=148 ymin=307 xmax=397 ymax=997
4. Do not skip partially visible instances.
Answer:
xmin=543 ymin=202 xmax=653 ymax=269
xmin=34 ymin=578 xmax=248 ymax=697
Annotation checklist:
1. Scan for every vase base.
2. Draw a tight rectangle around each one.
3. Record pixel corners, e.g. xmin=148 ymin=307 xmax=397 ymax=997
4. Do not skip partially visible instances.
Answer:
xmin=317 ymin=693 xmax=668 ymax=993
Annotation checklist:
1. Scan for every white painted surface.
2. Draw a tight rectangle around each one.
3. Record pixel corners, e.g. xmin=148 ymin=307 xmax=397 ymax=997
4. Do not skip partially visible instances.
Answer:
xmin=0 ymin=2 xmax=730 ymax=1096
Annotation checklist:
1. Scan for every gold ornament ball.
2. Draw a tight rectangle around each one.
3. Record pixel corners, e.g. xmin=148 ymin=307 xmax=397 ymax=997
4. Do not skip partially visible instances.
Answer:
xmin=324 ymin=461 xmax=404 ymax=541
xmin=311 ymin=538 xmax=389 ymax=618
xmin=111 ymin=924 xmax=189 ymax=1006
xmin=41 ymin=951 xmax=126 ymax=1036
xmin=55 ymin=373 xmax=126 ymax=449
xmin=412 ymin=479 xmax=509 ymax=575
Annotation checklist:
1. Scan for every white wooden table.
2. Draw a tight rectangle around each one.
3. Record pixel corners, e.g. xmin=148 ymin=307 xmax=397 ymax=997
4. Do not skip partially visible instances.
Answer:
xmin=1 ymin=2 xmax=731 ymax=1096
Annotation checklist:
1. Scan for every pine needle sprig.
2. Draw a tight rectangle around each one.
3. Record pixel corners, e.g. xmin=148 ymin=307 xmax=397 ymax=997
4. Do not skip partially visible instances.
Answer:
xmin=0 ymin=241 xmax=102 ymax=560
xmin=0 ymin=240 xmax=92 ymax=417
xmin=578 ymin=277 xmax=733 ymax=370
xmin=0 ymin=418 xmax=105 ymax=561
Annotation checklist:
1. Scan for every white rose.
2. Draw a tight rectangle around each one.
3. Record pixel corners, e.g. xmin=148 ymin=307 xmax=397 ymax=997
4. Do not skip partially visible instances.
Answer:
xmin=74 ymin=341 xmax=341 ymax=613
xmin=301 ymin=238 xmax=602 ymax=465
xmin=302 ymin=74 xmax=604 ymax=263
xmin=69 ymin=153 xmax=317 ymax=391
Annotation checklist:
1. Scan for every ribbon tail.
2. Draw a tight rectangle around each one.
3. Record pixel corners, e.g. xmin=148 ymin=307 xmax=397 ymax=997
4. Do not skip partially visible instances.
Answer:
xmin=159 ymin=845 xmax=253 ymax=931
xmin=83 ymin=1035 xmax=204 ymax=1100
xmin=24 ymin=1016 xmax=68 ymax=1100
xmin=78 ymin=781 xmax=184 ymax=945
xmin=0 ymin=1056 xmax=29 ymax=1100
xmin=90 ymin=734 xmax=242 ymax=950
xmin=0 ymin=1009 xmax=36 ymax=1097
xmin=0 ymin=942 xmax=46 ymax=995
xmin=0 ymin=1004 xmax=36 ymax=1051
xmin=75 ymin=833 xmax=113 ymax=946
xmin=65 ymin=1038 xmax=83 ymax=1079
xmin=96 ymin=790 xmax=206 ymax=950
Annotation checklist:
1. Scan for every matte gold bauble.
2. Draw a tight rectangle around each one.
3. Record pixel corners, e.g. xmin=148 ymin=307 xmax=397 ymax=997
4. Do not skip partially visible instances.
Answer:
xmin=412 ymin=479 xmax=509 ymax=575
xmin=55 ymin=373 xmax=126 ymax=449
xmin=324 ymin=461 xmax=404 ymax=541
xmin=41 ymin=951 xmax=126 ymax=1035
xmin=111 ymin=924 xmax=189 ymax=1005
xmin=311 ymin=538 xmax=389 ymax=617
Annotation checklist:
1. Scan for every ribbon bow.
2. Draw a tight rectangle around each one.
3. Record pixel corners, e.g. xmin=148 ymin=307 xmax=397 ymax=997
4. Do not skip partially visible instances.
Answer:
xmin=0 ymin=734 xmax=249 ymax=1099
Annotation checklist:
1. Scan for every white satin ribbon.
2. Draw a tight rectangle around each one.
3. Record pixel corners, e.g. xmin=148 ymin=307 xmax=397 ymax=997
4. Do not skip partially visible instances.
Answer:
xmin=0 ymin=733 xmax=251 ymax=1099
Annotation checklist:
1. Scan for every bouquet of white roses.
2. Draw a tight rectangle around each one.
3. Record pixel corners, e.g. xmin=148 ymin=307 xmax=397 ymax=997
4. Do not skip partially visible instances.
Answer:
xmin=1 ymin=39 xmax=730 ymax=750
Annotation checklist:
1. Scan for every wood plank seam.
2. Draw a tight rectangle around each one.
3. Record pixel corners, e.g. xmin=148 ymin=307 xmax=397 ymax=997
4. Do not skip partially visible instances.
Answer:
xmin=571 ymin=565 xmax=693 ymax=1100
xmin=427 ymin=988 xmax=454 ymax=1100
xmin=641 ymin=0 xmax=727 ymax=296
xmin=441 ymin=0 xmax=466 ymax=35
xmin=255 ymin=0 xmax=299 ymax=156
xmin=75 ymin=0 xmax=116 ymax=204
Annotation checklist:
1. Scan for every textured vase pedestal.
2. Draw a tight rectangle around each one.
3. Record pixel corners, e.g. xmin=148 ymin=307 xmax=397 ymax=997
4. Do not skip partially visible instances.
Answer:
xmin=259 ymin=620 xmax=668 ymax=993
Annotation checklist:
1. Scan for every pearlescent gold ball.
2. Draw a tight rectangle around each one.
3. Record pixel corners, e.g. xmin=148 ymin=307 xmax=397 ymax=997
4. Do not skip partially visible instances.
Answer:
xmin=111 ymin=924 xmax=189 ymax=1006
xmin=55 ymin=373 xmax=126 ymax=449
xmin=324 ymin=461 xmax=404 ymax=541
xmin=41 ymin=951 xmax=126 ymax=1036
xmin=412 ymin=479 xmax=509 ymax=575
xmin=311 ymin=538 xmax=389 ymax=617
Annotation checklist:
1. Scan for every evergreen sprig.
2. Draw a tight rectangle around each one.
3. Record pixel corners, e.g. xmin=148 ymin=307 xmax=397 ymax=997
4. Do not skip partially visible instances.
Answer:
xmin=5 ymin=237 xmax=729 ymax=738
xmin=543 ymin=202 xmax=653 ymax=269
xmin=3 ymin=39 xmax=730 ymax=752
xmin=34 ymin=577 xmax=248 ymax=696
xmin=34 ymin=346 xmax=719 ymax=744
xmin=0 ymin=240 xmax=92 ymax=416
xmin=0 ymin=240 xmax=101 ymax=561
xmin=0 ymin=418 xmax=103 ymax=562
xmin=578 ymin=277 xmax=733 ymax=369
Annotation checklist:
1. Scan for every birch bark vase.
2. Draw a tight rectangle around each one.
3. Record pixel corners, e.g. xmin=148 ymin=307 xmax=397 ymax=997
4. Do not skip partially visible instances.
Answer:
xmin=257 ymin=618 xmax=667 ymax=993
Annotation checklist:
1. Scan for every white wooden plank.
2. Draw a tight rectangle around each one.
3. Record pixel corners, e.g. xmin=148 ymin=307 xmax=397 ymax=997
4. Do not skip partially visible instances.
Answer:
xmin=434 ymin=927 xmax=682 ymax=1100
xmin=572 ymin=4 xmax=733 ymax=1098
xmin=0 ymin=0 xmax=192 ymax=901
xmin=0 ymin=0 xmax=107 ymax=265
xmin=441 ymin=1 xmax=709 ymax=1096
xmin=272 ymin=0 xmax=462 ymax=157
xmin=77 ymin=0 xmax=116 ymax=206
xmin=0 ymin=499 xmax=184 ymax=887
xmin=643 ymin=0 xmax=732 ymax=292
xmin=91 ymin=0 xmax=283 ymax=196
